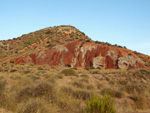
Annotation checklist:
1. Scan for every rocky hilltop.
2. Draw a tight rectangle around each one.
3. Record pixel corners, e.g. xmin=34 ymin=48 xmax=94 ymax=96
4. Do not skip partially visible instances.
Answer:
xmin=1 ymin=25 xmax=150 ymax=69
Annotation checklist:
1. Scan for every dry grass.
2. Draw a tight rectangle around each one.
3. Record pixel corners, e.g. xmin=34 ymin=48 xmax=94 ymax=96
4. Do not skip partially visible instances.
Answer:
xmin=0 ymin=64 xmax=149 ymax=113
xmin=16 ymin=98 xmax=54 ymax=113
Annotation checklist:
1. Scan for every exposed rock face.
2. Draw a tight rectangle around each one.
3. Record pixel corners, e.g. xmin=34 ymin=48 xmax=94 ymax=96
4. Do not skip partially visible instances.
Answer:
xmin=92 ymin=57 xmax=106 ymax=69
xmin=13 ymin=41 xmax=145 ymax=69
xmin=118 ymin=56 xmax=135 ymax=69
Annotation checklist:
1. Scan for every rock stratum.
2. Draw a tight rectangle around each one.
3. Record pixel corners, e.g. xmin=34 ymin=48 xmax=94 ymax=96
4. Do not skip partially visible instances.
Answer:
xmin=1 ymin=25 xmax=150 ymax=69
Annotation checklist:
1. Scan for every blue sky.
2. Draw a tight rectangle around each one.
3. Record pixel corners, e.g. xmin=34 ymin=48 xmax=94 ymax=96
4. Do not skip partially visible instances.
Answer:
xmin=0 ymin=0 xmax=150 ymax=55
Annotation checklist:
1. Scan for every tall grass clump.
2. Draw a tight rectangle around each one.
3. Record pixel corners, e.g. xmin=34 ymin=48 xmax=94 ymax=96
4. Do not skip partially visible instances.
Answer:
xmin=84 ymin=94 xmax=116 ymax=113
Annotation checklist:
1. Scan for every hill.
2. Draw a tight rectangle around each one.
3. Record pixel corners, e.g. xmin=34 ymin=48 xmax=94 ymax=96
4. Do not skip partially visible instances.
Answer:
xmin=0 ymin=25 xmax=150 ymax=113
xmin=0 ymin=25 xmax=150 ymax=69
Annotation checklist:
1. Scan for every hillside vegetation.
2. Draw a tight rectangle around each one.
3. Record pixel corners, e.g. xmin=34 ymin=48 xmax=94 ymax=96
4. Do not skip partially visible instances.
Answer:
xmin=0 ymin=25 xmax=89 ymax=61
xmin=0 ymin=64 xmax=150 ymax=113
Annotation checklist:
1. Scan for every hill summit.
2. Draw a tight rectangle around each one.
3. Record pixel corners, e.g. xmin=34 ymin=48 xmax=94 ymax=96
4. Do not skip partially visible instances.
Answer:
xmin=0 ymin=25 xmax=150 ymax=69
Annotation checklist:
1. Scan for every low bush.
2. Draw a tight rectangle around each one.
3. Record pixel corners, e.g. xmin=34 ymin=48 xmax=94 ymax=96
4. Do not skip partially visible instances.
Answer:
xmin=139 ymin=69 xmax=150 ymax=75
xmin=96 ymin=83 xmax=103 ymax=89
xmin=10 ymin=69 xmax=17 ymax=72
xmin=72 ymin=81 xmax=85 ymax=88
xmin=92 ymin=71 xmax=99 ymax=74
xmin=17 ymin=82 xmax=56 ymax=102
xmin=85 ymin=67 xmax=90 ymax=70
xmin=87 ymin=84 xmax=95 ymax=90
xmin=72 ymin=90 xmax=92 ymax=100
xmin=80 ymin=74 xmax=89 ymax=78
xmin=123 ymin=84 xmax=145 ymax=95
xmin=137 ymin=74 xmax=147 ymax=80
xmin=84 ymin=94 xmax=116 ymax=113
xmin=118 ymin=80 xmax=128 ymax=85
xmin=79 ymin=78 xmax=89 ymax=83
xmin=56 ymin=93 xmax=82 ymax=113
xmin=55 ymin=74 xmax=64 ymax=79
xmin=101 ymin=88 xmax=123 ymax=98
xmin=0 ymin=66 xmax=3 ymax=72
xmin=61 ymin=86 xmax=92 ymax=100
xmin=0 ymin=93 xmax=18 ymax=111
xmin=23 ymin=70 xmax=31 ymax=74
xmin=129 ymin=95 xmax=146 ymax=109
xmin=109 ymin=80 xmax=115 ymax=85
xmin=61 ymin=69 xmax=77 ymax=76
xmin=105 ymin=77 xmax=110 ymax=81
xmin=16 ymin=99 xmax=50 ymax=113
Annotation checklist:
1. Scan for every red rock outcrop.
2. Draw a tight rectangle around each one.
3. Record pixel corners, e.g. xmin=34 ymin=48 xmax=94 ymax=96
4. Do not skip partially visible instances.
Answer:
xmin=1 ymin=25 xmax=149 ymax=69
xmin=13 ymin=41 xmax=145 ymax=69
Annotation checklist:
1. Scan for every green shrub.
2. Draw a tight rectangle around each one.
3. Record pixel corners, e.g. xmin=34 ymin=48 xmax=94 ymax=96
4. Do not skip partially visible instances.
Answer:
xmin=61 ymin=69 xmax=77 ymax=76
xmin=84 ymin=94 xmax=116 ymax=113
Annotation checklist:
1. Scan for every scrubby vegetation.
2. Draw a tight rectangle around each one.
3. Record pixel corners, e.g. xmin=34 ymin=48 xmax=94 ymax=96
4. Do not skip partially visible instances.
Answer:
xmin=0 ymin=25 xmax=91 ymax=61
xmin=94 ymin=40 xmax=127 ymax=49
xmin=0 ymin=64 xmax=150 ymax=113
xmin=84 ymin=94 xmax=116 ymax=113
